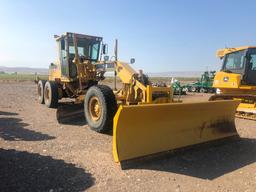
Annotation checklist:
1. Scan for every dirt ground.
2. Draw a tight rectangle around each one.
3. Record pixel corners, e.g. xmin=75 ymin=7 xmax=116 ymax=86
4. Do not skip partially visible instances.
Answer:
xmin=0 ymin=82 xmax=256 ymax=192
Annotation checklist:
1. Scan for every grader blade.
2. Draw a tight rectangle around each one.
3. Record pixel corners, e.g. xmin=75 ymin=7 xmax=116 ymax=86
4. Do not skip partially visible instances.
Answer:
xmin=113 ymin=100 xmax=239 ymax=163
xmin=56 ymin=103 xmax=84 ymax=124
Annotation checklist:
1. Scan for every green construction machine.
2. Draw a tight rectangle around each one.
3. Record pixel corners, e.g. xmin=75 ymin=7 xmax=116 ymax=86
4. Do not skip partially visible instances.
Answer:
xmin=184 ymin=71 xmax=216 ymax=93
xmin=171 ymin=78 xmax=186 ymax=95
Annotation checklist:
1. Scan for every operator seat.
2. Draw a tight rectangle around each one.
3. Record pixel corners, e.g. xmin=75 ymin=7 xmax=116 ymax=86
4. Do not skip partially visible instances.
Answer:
xmin=68 ymin=54 xmax=77 ymax=79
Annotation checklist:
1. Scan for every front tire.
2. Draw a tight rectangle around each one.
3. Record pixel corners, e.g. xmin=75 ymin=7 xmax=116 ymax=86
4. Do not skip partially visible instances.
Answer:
xmin=44 ymin=81 xmax=58 ymax=108
xmin=209 ymin=88 xmax=216 ymax=93
xmin=199 ymin=88 xmax=206 ymax=93
xmin=84 ymin=85 xmax=117 ymax=133
xmin=183 ymin=87 xmax=189 ymax=93
xmin=37 ymin=80 xmax=46 ymax=104
xmin=191 ymin=86 xmax=197 ymax=92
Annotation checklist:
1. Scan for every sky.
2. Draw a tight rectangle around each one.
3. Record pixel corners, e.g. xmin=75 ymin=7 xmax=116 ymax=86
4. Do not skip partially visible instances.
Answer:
xmin=1 ymin=0 xmax=256 ymax=73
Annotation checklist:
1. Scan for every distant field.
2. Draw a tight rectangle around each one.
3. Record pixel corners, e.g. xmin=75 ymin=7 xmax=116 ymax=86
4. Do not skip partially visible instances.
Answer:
xmin=0 ymin=73 xmax=48 ymax=81
xmin=149 ymin=77 xmax=198 ymax=84
xmin=0 ymin=73 xmax=198 ymax=84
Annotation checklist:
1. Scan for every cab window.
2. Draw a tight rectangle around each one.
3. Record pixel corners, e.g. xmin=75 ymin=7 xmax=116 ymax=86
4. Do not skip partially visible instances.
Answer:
xmin=224 ymin=50 xmax=245 ymax=70
xmin=60 ymin=39 xmax=66 ymax=59
xmin=249 ymin=54 xmax=256 ymax=71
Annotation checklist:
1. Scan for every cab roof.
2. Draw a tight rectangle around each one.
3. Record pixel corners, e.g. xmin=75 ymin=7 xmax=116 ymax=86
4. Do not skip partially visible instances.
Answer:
xmin=216 ymin=46 xmax=256 ymax=58
xmin=54 ymin=32 xmax=103 ymax=42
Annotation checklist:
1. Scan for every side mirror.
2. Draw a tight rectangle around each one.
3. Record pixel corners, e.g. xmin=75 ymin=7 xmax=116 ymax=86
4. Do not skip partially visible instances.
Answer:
xmin=104 ymin=55 xmax=109 ymax=61
xmin=130 ymin=58 xmax=135 ymax=64
xmin=50 ymin=63 xmax=56 ymax=69
xmin=102 ymin=44 xmax=108 ymax=55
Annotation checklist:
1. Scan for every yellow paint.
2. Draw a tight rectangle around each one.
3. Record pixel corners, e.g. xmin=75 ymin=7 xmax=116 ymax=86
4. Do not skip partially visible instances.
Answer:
xmin=213 ymin=71 xmax=241 ymax=89
xmin=47 ymin=33 xmax=242 ymax=164
xmin=115 ymin=61 xmax=137 ymax=84
xmin=237 ymin=103 xmax=256 ymax=113
xmin=216 ymin=46 xmax=256 ymax=58
xmin=213 ymin=46 xmax=256 ymax=116
xmin=48 ymin=62 xmax=61 ymax=81
xmin=113 ymin=100 xmax=239 ymax=162
xmin=212 ymin=70 xmax=256 ymax=114
xmin=113 ymin=61 xmax=172 ymax=104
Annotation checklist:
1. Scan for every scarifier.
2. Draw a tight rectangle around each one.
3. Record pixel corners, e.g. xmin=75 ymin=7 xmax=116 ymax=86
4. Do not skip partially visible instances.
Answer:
xmin=210 ymin=46 xmax=256 ymax=120
xmin=37 ymin=32 xmax=239 ymax=163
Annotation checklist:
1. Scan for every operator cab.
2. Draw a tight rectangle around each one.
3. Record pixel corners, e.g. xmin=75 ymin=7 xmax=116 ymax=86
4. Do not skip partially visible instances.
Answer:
xmin=221 ymin=47 xmax=256 ymax=85
xmin=56 ymin=32 xmax=102 ymax=79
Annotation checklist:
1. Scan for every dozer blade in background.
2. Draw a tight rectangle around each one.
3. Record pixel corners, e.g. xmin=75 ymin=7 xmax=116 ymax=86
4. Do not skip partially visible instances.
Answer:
xmin=56 ymin=102 xmax=84 ymax=124
xmin=113 ymin=100 xmax=240 ymax=163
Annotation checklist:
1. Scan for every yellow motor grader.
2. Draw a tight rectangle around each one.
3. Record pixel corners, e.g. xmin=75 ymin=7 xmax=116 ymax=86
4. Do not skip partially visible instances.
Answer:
xmin=210 ymin=46 xmax=256 ymax=120
xmin=37 ymin=32 xmax=239 ymax=163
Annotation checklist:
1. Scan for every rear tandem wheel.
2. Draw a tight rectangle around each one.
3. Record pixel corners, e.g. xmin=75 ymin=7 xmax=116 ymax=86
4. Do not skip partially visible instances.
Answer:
xmin=37 ymin=80 xmax=46 ymax=104
xmin=44 ymin=81 xmax=59 ymax=108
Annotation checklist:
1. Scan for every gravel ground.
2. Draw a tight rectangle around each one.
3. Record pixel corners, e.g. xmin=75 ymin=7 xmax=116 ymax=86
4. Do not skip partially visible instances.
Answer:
xmin=0 ymin=82 xmax=256 ymax=192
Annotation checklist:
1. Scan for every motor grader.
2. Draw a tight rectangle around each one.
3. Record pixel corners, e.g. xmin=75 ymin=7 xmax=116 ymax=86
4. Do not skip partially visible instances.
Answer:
xmin=37 ymin=32 xmax=239 ymax=163
xmin=210 ymin=46 xmax=256 ymax=120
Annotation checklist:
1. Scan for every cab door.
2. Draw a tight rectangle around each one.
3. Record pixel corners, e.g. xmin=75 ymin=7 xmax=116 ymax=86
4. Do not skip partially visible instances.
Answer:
xmin=59 ymin=37 xmax=69 ymax=78
xmin=246 ymin=49 xmax=256 ymax=85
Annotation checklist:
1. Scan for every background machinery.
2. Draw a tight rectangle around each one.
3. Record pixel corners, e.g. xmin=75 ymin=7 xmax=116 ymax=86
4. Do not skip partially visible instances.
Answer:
xmin=210 ymin=46 xmax=256 ymax=120
xmin=37 ymin=32 xmax=239 ymax=163
xmin=184 ymin=71 xmax=216 ymax=93
xmin=170 ymin=78 xmax=187 ymax=95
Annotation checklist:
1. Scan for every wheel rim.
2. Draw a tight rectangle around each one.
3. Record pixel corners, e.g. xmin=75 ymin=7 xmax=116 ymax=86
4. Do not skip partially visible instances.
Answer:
xmin=88 ymin=96 xmax=102 ymax=121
